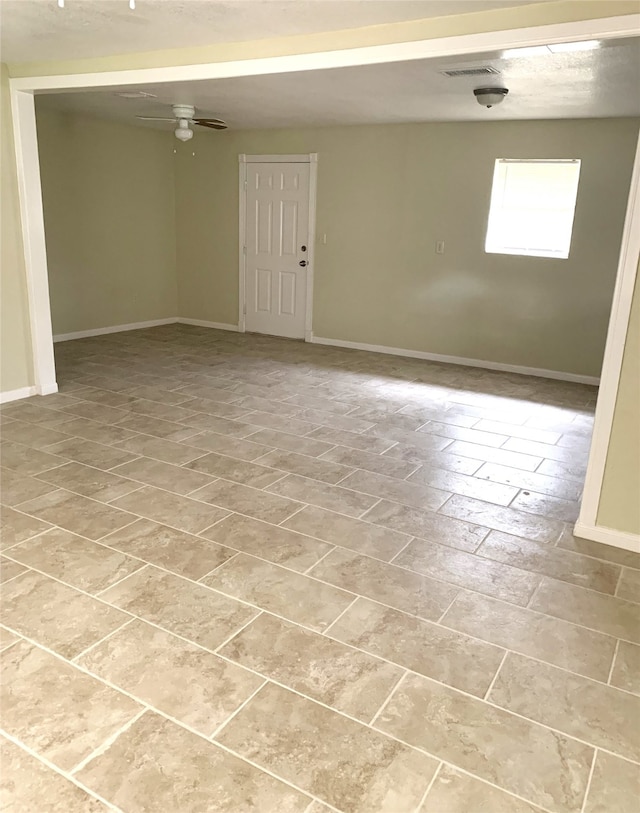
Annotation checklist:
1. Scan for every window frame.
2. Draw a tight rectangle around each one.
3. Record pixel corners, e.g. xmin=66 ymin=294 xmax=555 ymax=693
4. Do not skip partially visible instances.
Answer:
xmin=484 ymin=158 xmax=581 ymax=260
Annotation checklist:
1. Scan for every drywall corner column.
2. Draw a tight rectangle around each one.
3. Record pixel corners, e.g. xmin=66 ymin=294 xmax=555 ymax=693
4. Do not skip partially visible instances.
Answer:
xmin=10 ymin=82 xmax=57 ymax=395
xmin=575 ymin=129 xmax=640 ymax=553
xmin=1 ymin=64 xmax=34 ymax=396
xmin=596 ymin=271 xmax=640 ymax=539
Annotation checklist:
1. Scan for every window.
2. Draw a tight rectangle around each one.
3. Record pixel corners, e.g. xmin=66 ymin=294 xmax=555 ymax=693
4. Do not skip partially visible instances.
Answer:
xmin=485 ymin=159 xmax=581 ymax=259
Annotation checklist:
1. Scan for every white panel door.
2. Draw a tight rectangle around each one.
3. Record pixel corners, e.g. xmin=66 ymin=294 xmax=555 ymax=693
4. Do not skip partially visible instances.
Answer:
xmin=245 ymin=162 xmax=310 ymax=339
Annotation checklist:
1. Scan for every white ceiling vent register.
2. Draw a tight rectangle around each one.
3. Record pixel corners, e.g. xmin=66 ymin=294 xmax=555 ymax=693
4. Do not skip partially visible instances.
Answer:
xmin=440 ymin=66 xmax=500 ymax=78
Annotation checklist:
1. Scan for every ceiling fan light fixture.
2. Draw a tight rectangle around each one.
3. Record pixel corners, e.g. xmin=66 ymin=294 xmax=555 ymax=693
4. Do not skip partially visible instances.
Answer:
xmin=135 ymin=103 xmax=226 ymax=137
xmin=174 ymin=120 xmax=193 ymax=142
xmin=474 ymin=87 xmax=509 ymax=108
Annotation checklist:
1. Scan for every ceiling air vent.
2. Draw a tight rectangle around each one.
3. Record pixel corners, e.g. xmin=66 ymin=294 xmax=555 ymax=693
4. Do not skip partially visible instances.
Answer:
xmin=440 ymin=66 xmax=500 ymax=78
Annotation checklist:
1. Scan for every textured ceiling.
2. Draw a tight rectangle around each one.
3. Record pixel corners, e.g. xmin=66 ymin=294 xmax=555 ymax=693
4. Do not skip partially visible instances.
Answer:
xmin=36 ymin=37 xmax=640 ymax=126
xmin=0 ymin=0 xmax=552 ymax=63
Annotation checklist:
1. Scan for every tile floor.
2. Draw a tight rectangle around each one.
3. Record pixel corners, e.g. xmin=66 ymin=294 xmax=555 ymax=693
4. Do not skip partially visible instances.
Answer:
xmin=1 ymin=324 xmax=639 ymax=813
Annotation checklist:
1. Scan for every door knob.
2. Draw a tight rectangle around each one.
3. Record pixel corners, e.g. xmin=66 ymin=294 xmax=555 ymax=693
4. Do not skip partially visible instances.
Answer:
xmin=299 ymin=260 xmax=308 ymax=267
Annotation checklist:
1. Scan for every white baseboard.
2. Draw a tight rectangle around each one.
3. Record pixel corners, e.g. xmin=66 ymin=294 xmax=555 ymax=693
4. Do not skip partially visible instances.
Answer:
xmin=53 ymin=318 xmax=178 ymax=342
xmin=53 ymin=318 xmax=241 ymax=343
xmin=0 ymin=385 xmax=37 ymax=404
xmin=309 ymin=335 xmax=600 ymax=387
xmin=573 ymin=521 xmax=640 ymax=553
xmin=177 ymin=318 xmax=240 ymax=332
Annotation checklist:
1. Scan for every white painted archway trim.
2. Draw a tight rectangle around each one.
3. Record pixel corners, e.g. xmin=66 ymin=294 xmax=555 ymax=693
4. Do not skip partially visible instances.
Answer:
xmin=10 ymin=14 xmax=640 ymax=91
xmin=10 ymin=88 xmax=57 ymax=395
xmin=9 ymin=13 xmax=640 ymax=550
xmin=575 ymin=133 xmax=640 ymax=553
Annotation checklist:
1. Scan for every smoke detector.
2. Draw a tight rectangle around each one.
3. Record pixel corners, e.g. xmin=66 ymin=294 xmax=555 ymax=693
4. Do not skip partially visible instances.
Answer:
xmin=474 ymin=87 xmax=509 ymax=108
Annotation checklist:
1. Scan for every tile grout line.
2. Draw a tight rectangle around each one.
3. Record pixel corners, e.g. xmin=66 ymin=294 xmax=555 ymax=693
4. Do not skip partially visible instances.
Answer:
xmin=210 ymin=736 xmax=343 ymax=813
xmin=368 ymin=670 xmax=408 ymax=729
xmin=482 ymin=650 xmax=509 ymax=701
xmin=434 ymin=590 xmax=463 ymax=625
xmin=303 ymin=545 xmax=338 ymax=575
xmin=193 ymin=508 xmax=236 ymax=536
xmin=402 ymin=461 xmax=423 ymax=481
xmin=606 ymin=639 xmax=621 ymax=686
xmin=387 ymin=534 xmax=417 ymax=565
xmin=332 ymin=467 xmax=361 ymax=486
xmin=357 ymin=496 xmax=382 ymax=519
xmin=69 ymin=707 xmax=148 ymax=776
xmin=207 ymin=677 xmax=269 ymax=741
xmin=71 ymin=617 xmax=137 ymax=662
xmin=320 ymin=595 xmax=360 ymax=636
xmin=579 ymin=748 xmax=599 ymax=813
xmin=0 ymin=730 xmax=124 ymax=813
xmin=0 ymin=567 xmax=34 ymax=586
xmin=193 ymin=551 xmax=242 ymax=584
xmin=525 ymin=579 xmax=543 ymax=609
xmin=0 ymin=520 xmax=63 ymax=551
xmin=212 ymin=609 xmax=264 ymax=655
xmin=275 ymin=502 xmax=310 ymax=527
xmin=366 ymin=667 xmax=411 ymax=728
xmin=411 ymin=761 xmax=443 ymax=813
xmin=0 ymin=637 xmax=20 ymax=655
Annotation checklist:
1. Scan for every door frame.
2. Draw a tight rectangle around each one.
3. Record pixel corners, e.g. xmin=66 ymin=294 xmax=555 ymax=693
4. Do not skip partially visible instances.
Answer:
xmin=238 ymin=153 xmax=318 ymax=340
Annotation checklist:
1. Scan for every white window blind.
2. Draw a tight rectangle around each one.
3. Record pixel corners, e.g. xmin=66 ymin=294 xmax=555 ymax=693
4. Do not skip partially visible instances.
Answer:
xmin=485 ymin=159 xmax=581 ymax=259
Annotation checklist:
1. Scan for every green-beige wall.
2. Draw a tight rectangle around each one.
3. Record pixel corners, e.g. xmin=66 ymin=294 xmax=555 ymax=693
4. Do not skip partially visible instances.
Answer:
xmin=35 ymin=106 xmax=177 ymax=335
xmin=175 ymin=117 xmax=638 ymax=378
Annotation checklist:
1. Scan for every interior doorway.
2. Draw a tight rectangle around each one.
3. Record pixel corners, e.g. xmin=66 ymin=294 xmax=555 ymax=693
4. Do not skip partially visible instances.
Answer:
xmin=239 ymin=154 xmax=317 ymax=339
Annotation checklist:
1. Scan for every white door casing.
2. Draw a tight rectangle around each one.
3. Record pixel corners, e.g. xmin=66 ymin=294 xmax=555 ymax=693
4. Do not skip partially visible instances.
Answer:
xmin=239 ymin=154 xmax=317 ymax=339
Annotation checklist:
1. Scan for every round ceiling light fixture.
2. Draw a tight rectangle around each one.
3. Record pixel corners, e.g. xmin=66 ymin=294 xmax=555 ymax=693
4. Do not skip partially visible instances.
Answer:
xmin=473 ymin=87 xmax=509 ymax=108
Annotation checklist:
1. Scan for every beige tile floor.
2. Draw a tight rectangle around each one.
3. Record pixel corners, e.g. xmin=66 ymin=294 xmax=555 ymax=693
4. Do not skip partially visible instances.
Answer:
xmin=1 ymin=324 xmax=639 ymax=813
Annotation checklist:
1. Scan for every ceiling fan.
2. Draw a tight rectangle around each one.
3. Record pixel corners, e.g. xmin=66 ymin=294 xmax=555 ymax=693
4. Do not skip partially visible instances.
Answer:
xmin=136 ymin=104 xmax=227 ymax=142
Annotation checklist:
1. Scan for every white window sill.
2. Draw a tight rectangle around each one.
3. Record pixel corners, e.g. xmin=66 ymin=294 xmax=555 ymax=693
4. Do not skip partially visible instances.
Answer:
xmin=485 ymin=247 xmax=570 ymax=260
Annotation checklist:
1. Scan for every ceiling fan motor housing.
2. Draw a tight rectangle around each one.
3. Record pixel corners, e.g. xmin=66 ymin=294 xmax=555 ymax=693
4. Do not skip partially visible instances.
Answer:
xmin=172 ymin=104 xmax=195 ymax=120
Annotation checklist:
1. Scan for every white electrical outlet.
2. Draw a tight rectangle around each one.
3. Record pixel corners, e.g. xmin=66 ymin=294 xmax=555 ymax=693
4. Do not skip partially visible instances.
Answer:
xmin=436 ymin=241 xmax=445 ymax=254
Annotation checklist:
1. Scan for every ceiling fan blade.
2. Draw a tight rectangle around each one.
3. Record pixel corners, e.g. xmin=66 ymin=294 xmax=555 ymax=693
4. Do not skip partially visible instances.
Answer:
xmin=194 ymin=119 xmax=227 ymax=130
xmin=193 ymin=117 xmax=226 ymax=125
xmin=136 ymin=116 xmax=177 ymax=122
